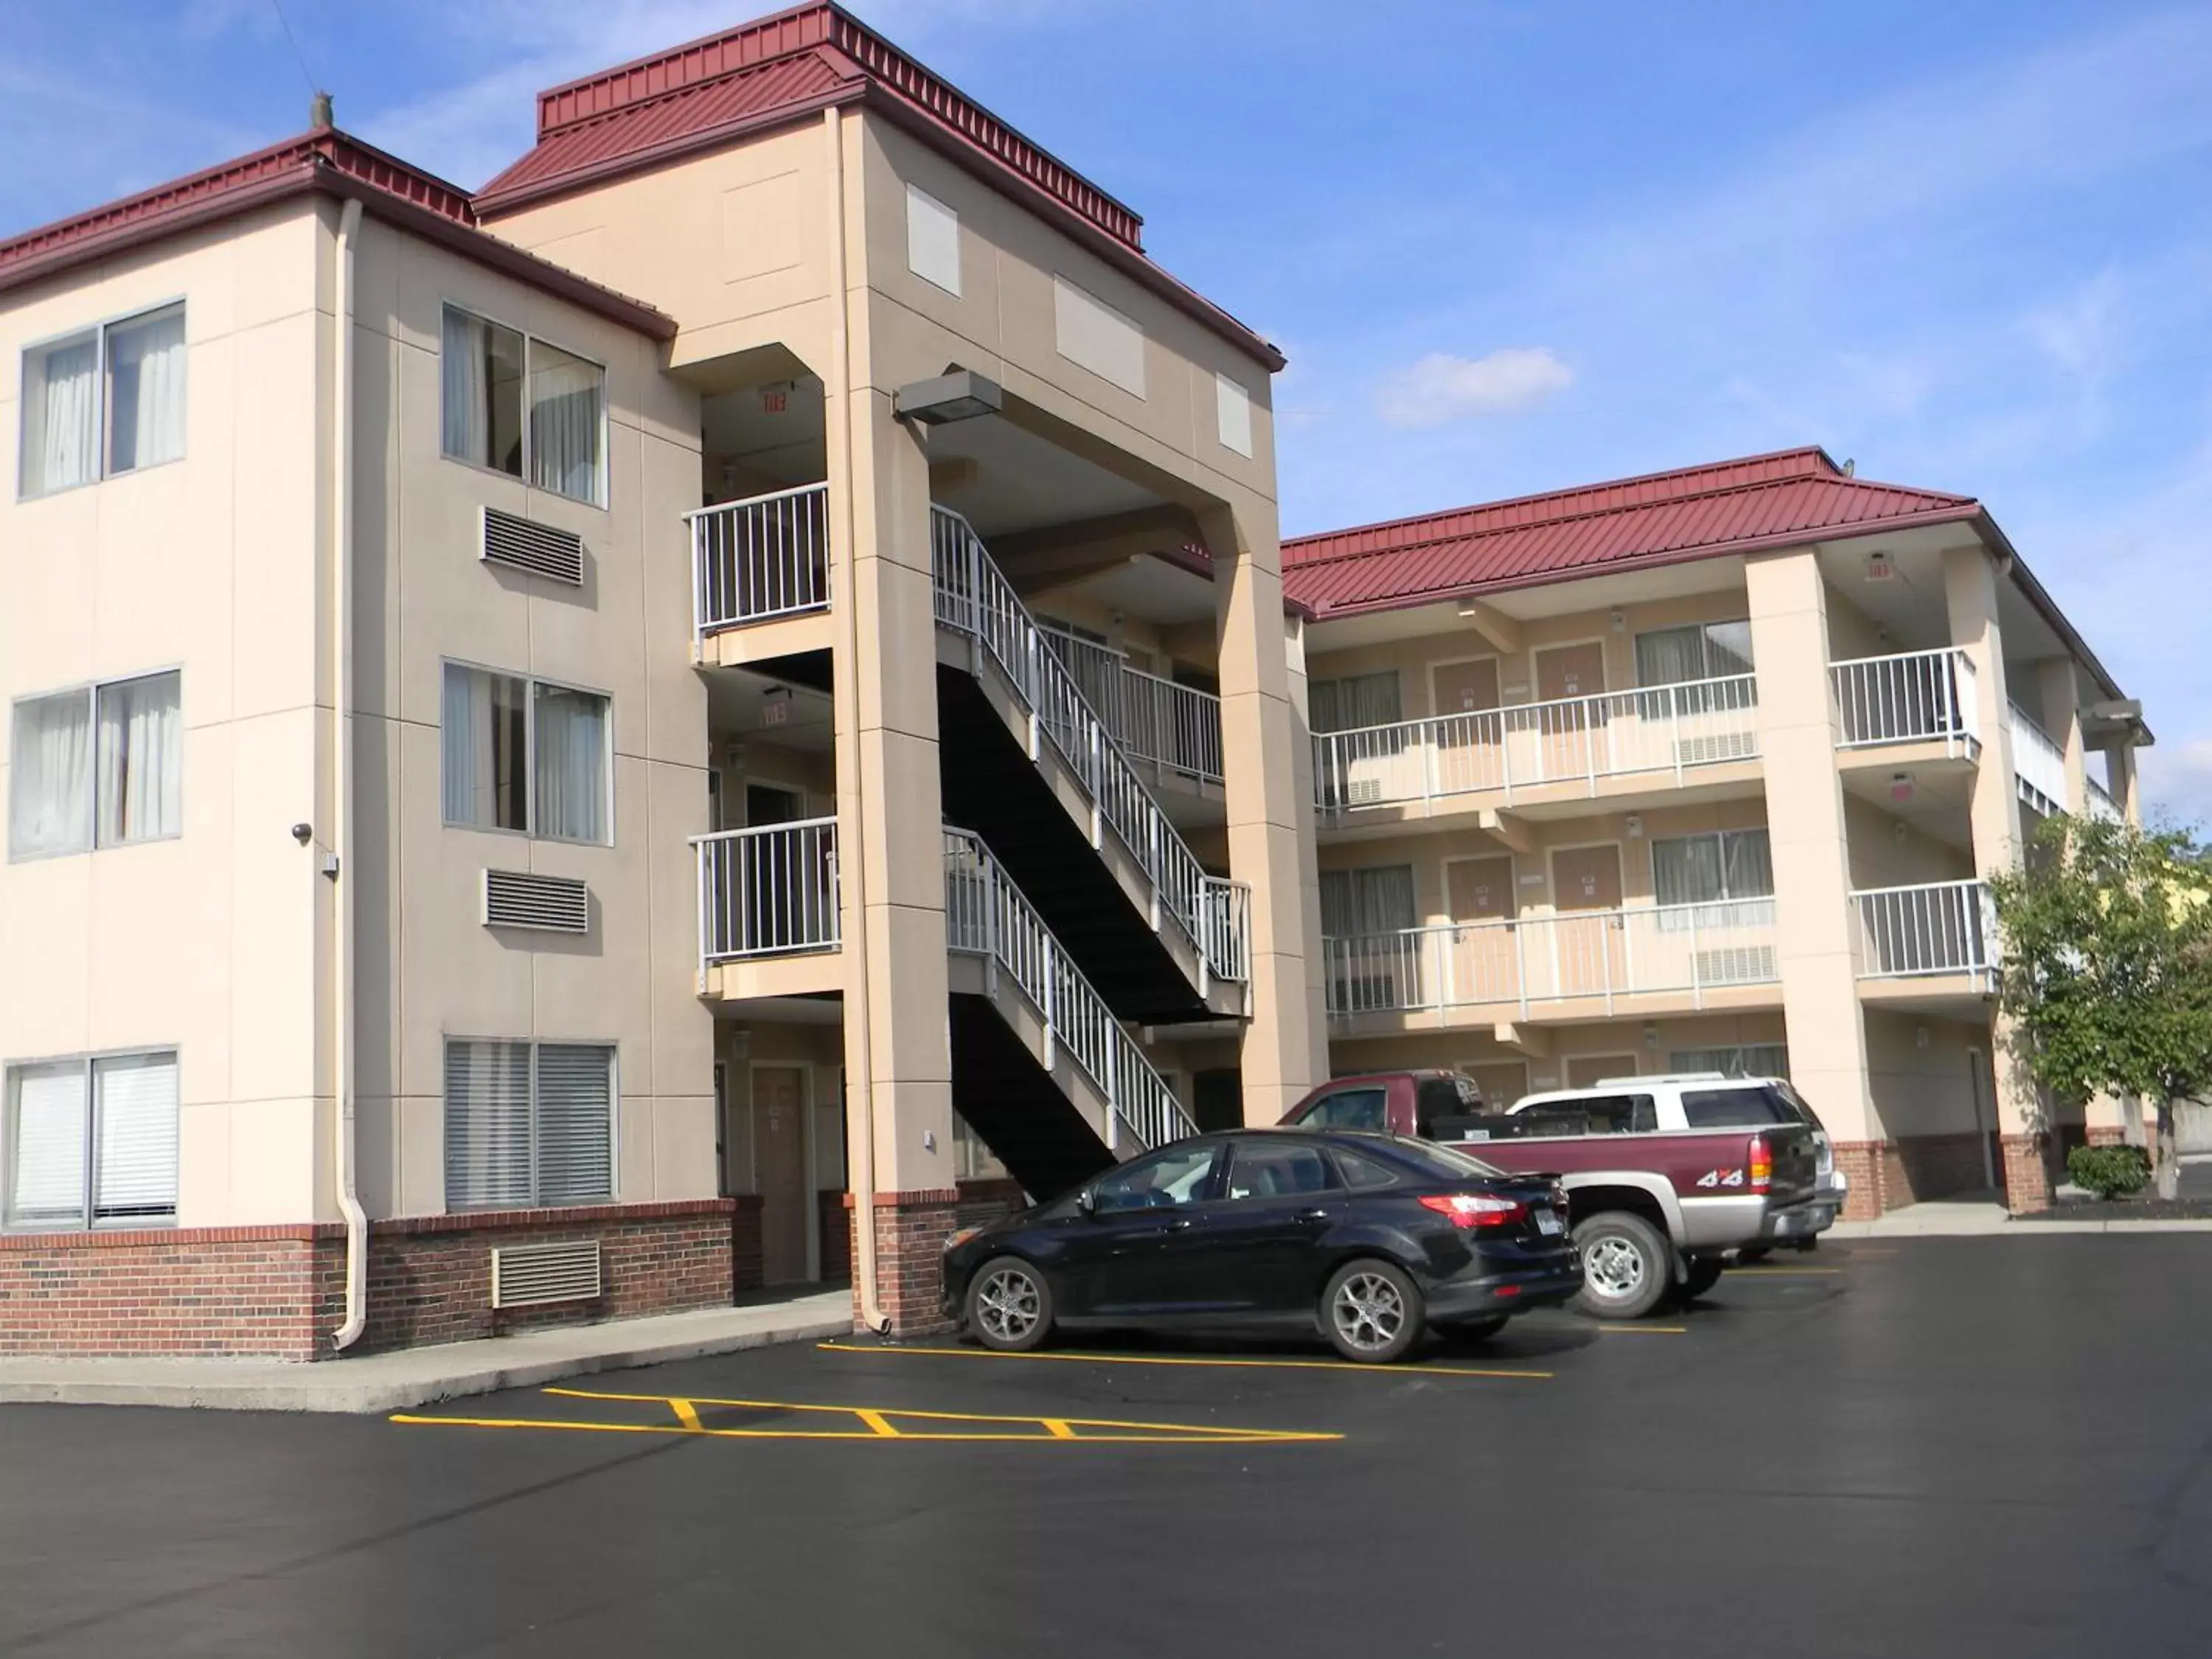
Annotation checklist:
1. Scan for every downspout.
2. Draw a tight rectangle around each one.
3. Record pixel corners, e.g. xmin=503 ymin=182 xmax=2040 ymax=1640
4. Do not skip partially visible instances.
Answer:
xmin=827 ymin=105 xmax=891 ymax=1336
xmin=331 ymin=195 xmax=368 ymax=1352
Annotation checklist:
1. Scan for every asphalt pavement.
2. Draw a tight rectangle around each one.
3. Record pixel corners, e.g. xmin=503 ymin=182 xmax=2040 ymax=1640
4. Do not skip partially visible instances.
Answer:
xmin=2 ymin=1236 xmax=2208 ymax=1658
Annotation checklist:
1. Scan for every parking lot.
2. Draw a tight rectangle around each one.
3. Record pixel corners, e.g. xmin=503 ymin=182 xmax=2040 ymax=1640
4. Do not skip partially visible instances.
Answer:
xmin=3 ymin=1236 xmax=2209 ymax=1658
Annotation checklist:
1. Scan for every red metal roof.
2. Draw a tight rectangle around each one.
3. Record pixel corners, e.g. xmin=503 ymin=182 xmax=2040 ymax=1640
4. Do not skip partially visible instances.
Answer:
xmin=0 ymin=128 xmax=675 ymax=336
xmin=473 ymin=3 xmax=1281 ymax=371
xmin=1281 ymin=448 xmax=1983 ymax=619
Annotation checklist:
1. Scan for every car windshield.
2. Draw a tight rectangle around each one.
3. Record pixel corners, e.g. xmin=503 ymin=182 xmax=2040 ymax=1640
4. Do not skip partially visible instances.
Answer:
xmin=1366 ymin=1135 xmax=1508 ymax=1180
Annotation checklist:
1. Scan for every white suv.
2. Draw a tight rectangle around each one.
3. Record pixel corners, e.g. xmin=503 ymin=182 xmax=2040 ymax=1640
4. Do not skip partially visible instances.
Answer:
xmin=1507 ymin=1073 xmax=1846 ymax=1245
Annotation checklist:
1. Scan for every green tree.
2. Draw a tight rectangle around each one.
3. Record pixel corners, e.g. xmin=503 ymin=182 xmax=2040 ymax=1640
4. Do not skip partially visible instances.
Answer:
xmin=1990 ymin=815 xmax=2212 ymax=1202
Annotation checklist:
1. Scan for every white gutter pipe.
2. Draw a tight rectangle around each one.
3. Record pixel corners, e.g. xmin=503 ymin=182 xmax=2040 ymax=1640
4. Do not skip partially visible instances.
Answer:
xmin=331 ymin=195 xmax=368 ymax=1352
xmin=826 ymin=105 xmax=890 ymax=1336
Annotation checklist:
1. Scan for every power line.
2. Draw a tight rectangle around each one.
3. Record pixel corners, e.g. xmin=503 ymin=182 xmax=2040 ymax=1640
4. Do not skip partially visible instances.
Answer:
xmin=267 ymin=0 xmax=321 ymax=101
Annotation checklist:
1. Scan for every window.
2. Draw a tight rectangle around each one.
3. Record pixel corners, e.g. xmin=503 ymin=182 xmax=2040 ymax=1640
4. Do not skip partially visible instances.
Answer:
xmin=1560 ymin=1093 xmax=1658 ymax=1134
xmin=440 ymin=305 xmax=605 ymax=507
xmin=20 ymin=303 xmax=187 ymax=498
xmin=1222 ymin=1139 xmax=1340 ymax=1201
xmin=1052 ymin=276 xmax=1146 ymax=397
xmin=1319 ymin=866 xmax=1416 ymax=938
xmin=1091 ymin=1143 xmax=1219 ymax=1212
xmin=1671 ymin=1044 xmax=1790 ymax=1080
xmin=4 ymin=1051 xmax=178 ymax=1229
xmin=1216 ymin=372 xmax=1253 ymax=458
xmin=441 ymin=664 xmax=610 ymax=844
xmin=905 ymin=183 xmax=961 ymax=296
xmin=1310 ymin=672 xmax=1402 ymax=734
xmin=1301 ymin=1087 xmax=1388 ymax=1132
xmin=1652 ymin=830 xmax=1773 ymax=909
xmin=1331 ymin=1146 xmax=1400 ymax=1190
xmin=10 ymin=671 xmax=181 ymax=858
xmin=444 ymin=1040 xmax=614 ymax=1209
xmin=1682 ymin=1085 xmax=1799 ymax=1130
xmin=1414 ymin=1076 xmax=1482 ymax=1136
xmin=1635 ymin=619 xmax=1753 ymax=686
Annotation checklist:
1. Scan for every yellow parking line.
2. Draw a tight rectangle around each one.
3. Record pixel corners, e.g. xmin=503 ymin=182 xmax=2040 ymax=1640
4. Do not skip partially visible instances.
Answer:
xmin=815 ymin=1339 xmax=1550 ymax=1380
xmin=1730 ymin=1267 xmax=1843 ymax=1276
xmin=1040 ymin=1418 xmax=1077 ymax=1440
xmin=667 ymin=1397 xmax=705 ymax=1432
xmin=392 ymin=1413 xmax=1327 ymax=1444
xmin=549 ymin=1384 xmax=1333 ymax=1438
xmin=853 ymin=1408 xmax=901 ymax=1439
xmin=1597 ymin=1324 xmax=1686 ymax=1334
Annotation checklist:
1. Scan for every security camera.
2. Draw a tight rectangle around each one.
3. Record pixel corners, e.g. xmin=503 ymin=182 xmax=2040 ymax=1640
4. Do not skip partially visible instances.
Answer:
xmin=291 ymin=823 xmax=314 ymax=845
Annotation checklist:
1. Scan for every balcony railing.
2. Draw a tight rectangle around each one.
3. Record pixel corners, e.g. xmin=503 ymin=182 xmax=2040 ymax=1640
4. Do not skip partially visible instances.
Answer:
xmin=2008 ymin=703 xmax=2069 ymax=814
xmin=1322 ymin=897 xmax=1780 ymax=1018
xmin=1830 ymin=647 xmax=1978 ymax=753
xmin=1312 ymin=675 xmax=1758 ymax=815
xmin=695 ymin=818 xmax=841 ymax=967
xmin=933 ymin=504 xmax=1248 ymax=985
xmin=945 ymin=829 xmax=1196 ymax=1152
xmin=2087 ymin=777 xmax=2121 ymax=822
xmin=1038 ymin=622 xmax=1224 ymax=785
xmin=689 ymin=482 xmax=831 ymax=640
xmin=1851 ymin=880 xmax=1996 ymax=983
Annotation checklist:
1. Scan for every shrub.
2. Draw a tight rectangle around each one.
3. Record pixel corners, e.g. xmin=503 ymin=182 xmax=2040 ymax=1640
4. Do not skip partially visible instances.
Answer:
xmin=2067 ymin=1144 xmax=2152 ymax=1200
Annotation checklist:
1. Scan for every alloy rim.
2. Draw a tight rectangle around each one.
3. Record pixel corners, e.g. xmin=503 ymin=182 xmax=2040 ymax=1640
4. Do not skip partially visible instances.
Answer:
xmin=1583 ymin=1235 xmax=1646 ymax=1300
xmin=1332 ymin=1271 xmax=1405 ymax=1353
xmin=975 ymin=1267 xmax=1041 ymax=1342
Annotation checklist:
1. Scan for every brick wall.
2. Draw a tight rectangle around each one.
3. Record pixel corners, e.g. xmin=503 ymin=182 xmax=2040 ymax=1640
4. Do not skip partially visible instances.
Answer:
xmin=1893 ymin=1133 xmax=1993 ymax=1205
xmin=956 ymin=1178 xmax=1029 ymax=1231
xmin=846 ymin=1189 xmax=960 ymax=1338
xmin=818 ymin=1189 xmax=852 ymax=1284
xmin=731 ymin=1194 xmax=765 ymax=1296
xmin=2085 ymin=1124 xmax=2127 ymax=1147
xmin=2000 ymin=1132 xmax=2053 ymax=1214
xmin=1831 ymin=1141 xmax=1902 ymax=1219
xmin=2 ymin=1200 xmax=748 ymax=1360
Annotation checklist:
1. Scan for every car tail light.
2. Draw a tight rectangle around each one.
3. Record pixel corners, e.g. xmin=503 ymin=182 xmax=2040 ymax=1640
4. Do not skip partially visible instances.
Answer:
xmin=1748 ymin=1133 xmax=1772 ymax=1194
xmin=1419 ymin=1192 xmax=1524 ymax=1228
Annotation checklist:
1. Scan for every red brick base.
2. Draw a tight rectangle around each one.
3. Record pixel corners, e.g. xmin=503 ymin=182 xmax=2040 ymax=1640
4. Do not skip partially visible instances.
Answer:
xmin=2085 ymin=1125 xmax=2127 ymax=1147
xmin=2000 ymin=1133 xmax=2053 ymax=1214
xmin=1 ymin=1200 xmax=751 ymax=1361
xmin=847 ymin=1189 xmax=961 ymax=1338
xmin=1833 ymin=1135 xmax=2000 ymax=1217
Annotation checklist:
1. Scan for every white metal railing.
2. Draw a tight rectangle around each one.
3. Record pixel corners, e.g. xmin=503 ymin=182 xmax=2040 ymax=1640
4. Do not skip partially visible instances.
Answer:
xmin=1851 ymin=881 xmax=1996 ymax=982
xmin=1322 ymin=897 xmax=1780 ymax=1018
xmin=1312 ymin=675 xmax=1757 ymax=814
xmin=1038 ymin=621 xmax=1225 ymax=785
xmin=2008 ymin=703 xmax=2069 ymax=813
xmin=1831 ymin=647 xmax=1978 ymax=752
xmin=694 ymin=818 xmax=840 ymax=967
xmin=1203 ymin=877 xmax=1252 ymax=987
xmin=932 ymin=505 xmax=1248 ymax=984
xmin=944 ymin=828 xmax=1196 ymax=1153
xmin=2087 ymin=777 xmax=2121 ymax=822
xmin=689 ymin=482 xmax=831 ymax=640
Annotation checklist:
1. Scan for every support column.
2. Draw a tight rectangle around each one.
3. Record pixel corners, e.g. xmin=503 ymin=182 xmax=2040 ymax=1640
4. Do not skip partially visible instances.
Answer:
xmin=1746 ymin=549 xmax=1883 ymax=1215
xmin=2036 ymin=658 xmax=2087 ymax=818
xmin=1207 ymin=499 xmax=1326 ymax=1124
xmin=828 ymin=372 xmax=959 ymax=1333
xmin=1944 ymin=546 xmax=2048 ymax=1211
xmin=2106 ymin=739 xmax=2143 ymax=825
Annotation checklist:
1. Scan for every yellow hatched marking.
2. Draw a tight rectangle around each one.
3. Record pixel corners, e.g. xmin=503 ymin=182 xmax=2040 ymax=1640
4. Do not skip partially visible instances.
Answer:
xmin=667 ymin=1397 xmax=705 ymax=1432
xmin=854 ymin=1408 xmax=901 ymax=1439
xmin=815 ymin=1340 xmax=1549 ymax=1381
xmin=1040 ymin=1419 xmax=1077 ymax=1440
xmin=546 ymin=1385 xmax=1333 ymax=1440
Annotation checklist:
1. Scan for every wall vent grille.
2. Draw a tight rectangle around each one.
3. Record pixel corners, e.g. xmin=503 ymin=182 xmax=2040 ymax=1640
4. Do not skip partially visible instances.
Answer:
xmin=483 ymin=869 xmax=591 ymax=934
xmin=482 ymin=507 xmax=585 ymax=585
xmin=490 ymin=1240 xmax=602 ymax=1308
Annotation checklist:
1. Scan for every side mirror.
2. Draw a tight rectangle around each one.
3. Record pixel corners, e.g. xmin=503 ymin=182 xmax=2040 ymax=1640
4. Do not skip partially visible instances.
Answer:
xmin=1076 ymin=1186 xmax=1097 ymax=1217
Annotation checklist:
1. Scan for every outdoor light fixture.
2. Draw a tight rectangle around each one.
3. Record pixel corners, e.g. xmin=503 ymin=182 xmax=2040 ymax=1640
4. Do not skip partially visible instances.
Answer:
xmin=1891 ymin=772 xmax=1916 ymax=804
xmin=1643 ymin=1023 xmax=1660 ymax=1050
xmin=1894 ymin=820 xmax=1910 ymax=844
xmin=1625 ymin=813 xmax=1644 ymax=838
xmin=1610 ymin=608 xmax=1627 ymax=633
xmin=894 ymin=369 xmax=1004 ymax=425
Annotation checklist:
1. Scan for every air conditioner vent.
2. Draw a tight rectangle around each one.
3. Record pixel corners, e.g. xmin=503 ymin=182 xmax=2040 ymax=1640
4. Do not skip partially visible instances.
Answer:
xmin=483 ymin=869 xmax=591 ymax=934
xmin=1696 ymin=945 xmax=1778 ymax=986
xmin=1345 ymin=778 xmax=1385 ymax=806
xmin=1677 ymin=733 xmax=1759 ymax=766
xmin=482 ymin=507 xmax=585 ymax=585
xmin=491 ymin=1240 xmax=602 ymax=1309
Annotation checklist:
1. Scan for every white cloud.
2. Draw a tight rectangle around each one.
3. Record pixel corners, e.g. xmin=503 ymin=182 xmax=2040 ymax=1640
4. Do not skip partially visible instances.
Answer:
xmin=2143 ymin=738 xmax=2212 ymax=831
xmin=2025 ymin=268 xmax=2125 ymax=380
xmin=1373 ymin=347 xmax=1573 ymax=430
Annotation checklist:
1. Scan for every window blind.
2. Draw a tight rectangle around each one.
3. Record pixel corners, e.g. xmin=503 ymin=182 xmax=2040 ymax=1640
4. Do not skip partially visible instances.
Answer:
xmin=445 ymin=1040 xmax=534 ymax=1209
xmin=7 ymin=1064 xmax=87 ymax=1226
xmin=93 ymin=1053 xmax=177 ymax=1220
xmin=534 ymin=1046 xmax=614 ymax=1204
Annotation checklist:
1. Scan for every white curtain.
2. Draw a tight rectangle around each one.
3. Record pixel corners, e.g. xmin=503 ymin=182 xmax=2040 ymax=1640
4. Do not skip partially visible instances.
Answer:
xmin=92 ymin=1053 xmax=177 ymax=1221
xmin=1310 ymin=672 xmax=1402 ymax=734
xmin=22 ymin=335 xmax=98 ymax=495
xmin=96 ymin=672 xmax=181 ymax=846
xmin=7 ymin=1063 xmax=88 ymax=1226
xmin=441 ymin=307 xmax=490 ymax=465
xmin=529 ymin=344 xmax=604 ymax=504
xmin=1635 ymin=625 xmax=1708 ymax=686
xmin=106 ymin=308 xmax=187 ymax=473
xmin=9 ymin=691 xmax=94 ymax=857
xmin=441 ymin=664 xmax=487 ymax=825
xmin=1320 ymin=865 xmax=1416 ymax=936
xmin=535 ymin=684 xmax=608 ymax=842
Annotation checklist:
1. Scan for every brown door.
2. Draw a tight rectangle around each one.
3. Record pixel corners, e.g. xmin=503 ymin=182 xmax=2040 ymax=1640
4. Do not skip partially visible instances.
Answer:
xmin=1433 ymin=658 xmax=1503 ymax=794
xmin=1534 ymin=642 xmax=1607 ymax=780
xmin=1447 ymin=855 xmax=1518 ymax=1004
xmin=754 ymin=1067 xmax=810 ymax=1283
xmin=1551 ymin=844 xmax=1624 ymax=998
xmin=1464 ymin=1060 xmax=1530 ymax=1110
xmin=1568 ymin=1054 xmax=1638 ymax=1089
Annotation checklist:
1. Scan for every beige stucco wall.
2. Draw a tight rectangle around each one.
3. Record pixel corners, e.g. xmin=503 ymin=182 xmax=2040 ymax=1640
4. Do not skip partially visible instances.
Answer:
xmin=0 ymin=200 xmax=335 ymax=1227
xmin=1842 ymin=796 xmax=1976 ymax=890
xmin=344 ymin=215 xmax=714 ymax=1220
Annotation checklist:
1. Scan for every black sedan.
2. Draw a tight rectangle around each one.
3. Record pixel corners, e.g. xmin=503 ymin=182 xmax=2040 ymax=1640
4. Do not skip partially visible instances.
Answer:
xmin=941 ymin=1129 xmax=1582 ymax=1363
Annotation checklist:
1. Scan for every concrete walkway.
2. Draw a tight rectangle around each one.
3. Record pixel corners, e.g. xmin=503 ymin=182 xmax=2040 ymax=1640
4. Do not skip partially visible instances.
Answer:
xmin=0 ymin=1292 xmax=853 ymax=1415
xmin=1831 ymin=1196 xmax=2212 ymax=1239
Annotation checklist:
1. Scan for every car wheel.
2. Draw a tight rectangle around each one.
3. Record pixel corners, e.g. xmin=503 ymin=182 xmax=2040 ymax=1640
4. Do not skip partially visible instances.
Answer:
xmin=1571 ymin=1211 xmax=1671 ymax=1320
xmin=1439 ymin=1313 xmax=1511 ymax=1344
xmin=964 ymin=1256 xmax=1054 ymax=1353
xmin=1322 ymin=1259 xmax=1426 ymax=1363
xmin=1677 ymin=1256 xmax=1726 ymax=1301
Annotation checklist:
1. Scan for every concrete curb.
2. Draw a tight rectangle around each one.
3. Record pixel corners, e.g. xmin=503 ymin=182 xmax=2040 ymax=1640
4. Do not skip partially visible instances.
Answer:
xmin=0 ymin=1305 xmax=853 ymax=1416
xmin=1831 ymin=1218 xmax=2212 ymax=1239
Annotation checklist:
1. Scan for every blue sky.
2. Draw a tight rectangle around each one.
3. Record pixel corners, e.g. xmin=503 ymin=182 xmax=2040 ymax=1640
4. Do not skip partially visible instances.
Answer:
xmin=5 ymin=1 xmax=2211 ymax=821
